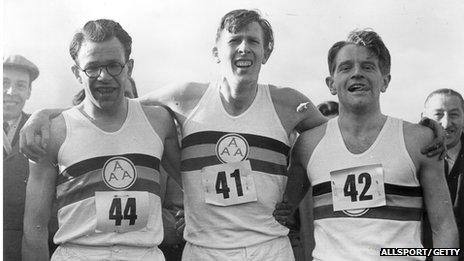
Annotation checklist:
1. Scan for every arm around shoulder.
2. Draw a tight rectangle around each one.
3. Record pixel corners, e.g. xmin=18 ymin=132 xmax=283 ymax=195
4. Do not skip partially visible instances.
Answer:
xmin=141 ymin=106 xmax=182 ymax=187
xmin=22 ymin=115 xmax=65 ymax=261
xmin=269 ymin=86 xmax=327 ymax=134
xmin=404 ymin=123 xmax=458 ymax=254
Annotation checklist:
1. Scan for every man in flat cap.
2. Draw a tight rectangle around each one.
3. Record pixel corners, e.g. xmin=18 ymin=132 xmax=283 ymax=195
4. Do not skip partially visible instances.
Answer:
xmin=3 ymin=54 xmax=39 ymax=261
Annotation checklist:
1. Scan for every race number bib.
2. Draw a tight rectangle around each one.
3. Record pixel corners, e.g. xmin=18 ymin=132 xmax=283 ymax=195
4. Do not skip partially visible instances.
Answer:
xmin=330 ymin=164 xmax=386 ymax=212
xmin=95 ymin=191 xmax=149 ymax=233
xmin=201 ymin=160 xmax=257 ymax=206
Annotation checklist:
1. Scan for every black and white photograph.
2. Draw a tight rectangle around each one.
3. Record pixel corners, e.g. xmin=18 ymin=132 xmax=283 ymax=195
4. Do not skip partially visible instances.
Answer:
xmin=3 ymin=0 xmax=464 ymax=260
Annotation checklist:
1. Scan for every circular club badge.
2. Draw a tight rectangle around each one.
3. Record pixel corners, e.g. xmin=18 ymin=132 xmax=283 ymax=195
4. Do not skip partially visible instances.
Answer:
xmin=215 ymin=133 xmax=250 ymax=163
xmin=102 ymin=157 xmax=137 ymax=190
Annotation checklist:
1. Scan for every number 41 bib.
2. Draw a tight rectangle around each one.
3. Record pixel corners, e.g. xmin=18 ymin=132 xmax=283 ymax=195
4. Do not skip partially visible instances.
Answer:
xmin=330 ymin=164 xmax=386 ymax=212
xmin=201 ymin=160 xmax=258 ymax=206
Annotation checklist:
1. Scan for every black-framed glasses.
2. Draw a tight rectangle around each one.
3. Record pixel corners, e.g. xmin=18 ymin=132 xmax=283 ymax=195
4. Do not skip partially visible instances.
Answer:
xmin=78 ymin=61 xmax=128 ymax=78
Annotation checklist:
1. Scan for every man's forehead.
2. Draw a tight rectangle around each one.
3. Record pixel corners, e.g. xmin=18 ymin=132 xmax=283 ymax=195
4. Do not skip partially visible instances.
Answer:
xmin=336 ymin=44 xmax=378 ymax=63
xmin=426 ymin=94 xmax=464 ymax=110
xmin=3 ymin=67 xmax=31 ymax=82
xmin=77 ymin=37 xmax=125 ymax=65
xmin=221 ymin=21 xmax=263 ymax=37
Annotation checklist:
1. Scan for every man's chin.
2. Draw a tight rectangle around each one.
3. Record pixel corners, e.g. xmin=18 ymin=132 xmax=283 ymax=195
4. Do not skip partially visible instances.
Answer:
xmin=3 ymin=109 xmax=22 ymax=121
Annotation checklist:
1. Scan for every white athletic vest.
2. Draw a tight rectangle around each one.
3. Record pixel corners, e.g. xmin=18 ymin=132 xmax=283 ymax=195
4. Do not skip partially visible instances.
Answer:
xmin=182 ymin=83 xmax=290 ymax=248
xmin=309 ymin=117 xmax=424 ymax=261
xmin=55 ymin=99 xmax=164 ymax=247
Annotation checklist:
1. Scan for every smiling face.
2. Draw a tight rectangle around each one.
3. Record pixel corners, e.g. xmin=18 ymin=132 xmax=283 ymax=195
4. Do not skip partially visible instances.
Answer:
xmin=326 ymin=44 xmax=390 ymax=113
xmin=213 ymin=21 xmax=269 ymax=85
xmin=72 ymin=37 xmax=133 ymax=111
xmin=3 ymin=68 xmax=31 ymax=121
xmin=424 ymin=94 xmax=464 ymax=149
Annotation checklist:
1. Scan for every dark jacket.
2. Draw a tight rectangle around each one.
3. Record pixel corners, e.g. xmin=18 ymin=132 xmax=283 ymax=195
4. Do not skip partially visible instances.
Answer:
xmin=3 ymin=112 xmax=30 ymax=261
xmin=450 ymin=134 xmax=464 ymax=260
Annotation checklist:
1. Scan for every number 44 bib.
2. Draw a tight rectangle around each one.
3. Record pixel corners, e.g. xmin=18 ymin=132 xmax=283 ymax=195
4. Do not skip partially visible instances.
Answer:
xmin=201 ymin=160 xmax=258 ymax=206
xmin=330 ymin=164 xmax=386 ymax=212
xmin=95 ymin=191 xmax=149 ymax=233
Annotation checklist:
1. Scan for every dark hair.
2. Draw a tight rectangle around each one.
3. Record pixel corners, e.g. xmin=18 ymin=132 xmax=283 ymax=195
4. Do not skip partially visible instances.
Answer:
xmin=69 ymin=19 xmax=132 ymax=63
xmin=317 ymin=101 xmax=339 ymax=117
xmin=216 ymin=9 xmax=274 ymax=57
xmin=327 ymin=29 xmax=391 ymax=76
xmin=425 ymin=88 xmax=464 ymax=110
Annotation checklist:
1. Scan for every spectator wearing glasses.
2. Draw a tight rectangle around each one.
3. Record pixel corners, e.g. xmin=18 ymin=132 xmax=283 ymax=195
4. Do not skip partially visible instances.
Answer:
xmin=3 ymin=54 xmax=39 ymax=261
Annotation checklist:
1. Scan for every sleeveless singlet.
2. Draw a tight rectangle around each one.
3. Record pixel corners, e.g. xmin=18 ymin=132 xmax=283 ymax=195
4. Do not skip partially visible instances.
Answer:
xmin=55 ymin=99 xmax=164 ymax=247
xmin=181 ymin=83 xmax=290 ymax=248
xmin=309 ymin=117 xmax=424 ymax=261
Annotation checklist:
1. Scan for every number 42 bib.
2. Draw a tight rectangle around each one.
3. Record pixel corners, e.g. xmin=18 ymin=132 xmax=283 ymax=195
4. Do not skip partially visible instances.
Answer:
xmin=330 ymin=164 xmax=386 ymax=212
xmin=201 ymin=160 xmax=258 ymax=206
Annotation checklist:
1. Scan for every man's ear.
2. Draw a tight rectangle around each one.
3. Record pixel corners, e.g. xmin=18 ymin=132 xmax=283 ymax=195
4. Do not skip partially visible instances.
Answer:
xmin=380 ymin=74 xmax=391 ymax=93
xmin=71 ymin=65 xmax=83 ymax=84
xmin=325 ymin=76 xmax=337 ymax=95
xmin=212 ymin=46 xmax=220 ymax=63
xmin=262 ymin=48 xmax=272 ymax=65
xmin=127 ymin=59 xmax=134 ymax=76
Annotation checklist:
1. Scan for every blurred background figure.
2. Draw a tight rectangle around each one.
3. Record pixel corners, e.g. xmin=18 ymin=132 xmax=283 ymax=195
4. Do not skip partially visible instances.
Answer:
xmin=422 ymin=88 xmax=464 ymax=261
xmin=316 ymin=100 xmax=339 ymax=118
xmin=3 ymin=54 xmax=39 ymax=261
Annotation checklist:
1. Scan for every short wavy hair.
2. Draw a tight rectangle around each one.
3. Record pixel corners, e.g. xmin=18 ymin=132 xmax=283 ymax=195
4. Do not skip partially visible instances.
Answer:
xmin=425 ymin=88 xmax=464 ymax=110
xmin=216 ymin=9 xmax=274 ymax=57
xmin=69 ymin=19 xmax=132 ymax=63
xmin=327 ymin=29 xmax=391 ymax=76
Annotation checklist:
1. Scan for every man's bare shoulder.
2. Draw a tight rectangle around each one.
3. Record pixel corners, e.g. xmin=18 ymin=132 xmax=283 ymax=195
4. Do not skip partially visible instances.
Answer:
xmin=268 ymin=85 xmax=310 ymax=108
xmin=268 ymin=84 xmax=326 ymax=133
xmin=141 ymin=104 xmax=175 ymax=138
xmin=48 ymin=114 xmax=67 ymax=157
xmin=141 ymin=81 xmax=209 ymax=117
xmin=403 ymin=120 xmax=435 ymax=162
xmin=294 ymin=122 xmax=328 ymax=162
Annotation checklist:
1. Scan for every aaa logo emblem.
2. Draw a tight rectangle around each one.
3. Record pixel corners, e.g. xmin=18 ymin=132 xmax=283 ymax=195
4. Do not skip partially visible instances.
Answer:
xmin=216 ymin=133 xmax=250 ymax=163
xmin=102 ymin=157 xmax=137 ymax=190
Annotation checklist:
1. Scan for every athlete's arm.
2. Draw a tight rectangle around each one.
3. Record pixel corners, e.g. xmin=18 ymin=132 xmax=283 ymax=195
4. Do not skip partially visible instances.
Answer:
xmin=418 ymin=117 xmax=447 ymax=159
xmin=274 ymin=126 xmax=325 ymax=226
xmin=285 ymin=134 xmax=311 ymax=210
xmin=137 ymin=82 xmax=207 ymax=119
xmin=161 ymin=114 xmax=182 ymax=188
xmin=22 ymin=116 xmax=64 ymax=261
xmin=20 ymin=108 xmax=67 ymax=162
xmin=270 ymin=86 xmax=327 ymax=136
xmin=142 ymin=105 xmax=182 ymax=187
xmin=406 ymin=124 xmax=458 ymax=258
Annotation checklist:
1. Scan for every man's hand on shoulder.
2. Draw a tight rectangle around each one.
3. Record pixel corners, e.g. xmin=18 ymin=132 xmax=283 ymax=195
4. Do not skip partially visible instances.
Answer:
xmin=418 ymin=117 xmax=446 ymax=159
xmin=20 ymin=108 xmax=64 ymax=162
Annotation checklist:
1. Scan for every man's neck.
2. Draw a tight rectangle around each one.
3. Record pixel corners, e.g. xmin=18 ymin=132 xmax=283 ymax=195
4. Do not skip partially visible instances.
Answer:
xmin=219 ymin=78 xmax=258 ymax=116
xmin=448 ymin=139 xmax=462 ymax=160
xmin=80 ymin=98 xmax=128 ymax=132
xmin=338 ymin=104 xmax=384 ymax=136
xmin=4 ymin=113 xmax=22 ymax=123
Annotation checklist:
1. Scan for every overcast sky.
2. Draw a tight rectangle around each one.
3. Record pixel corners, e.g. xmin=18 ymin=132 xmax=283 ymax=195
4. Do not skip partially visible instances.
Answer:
xmin=3 ymin=0 xmax=464 ymax=122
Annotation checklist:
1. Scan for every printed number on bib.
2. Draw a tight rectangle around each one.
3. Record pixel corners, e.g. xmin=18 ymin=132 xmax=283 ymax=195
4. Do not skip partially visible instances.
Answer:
xmin=330 ymin=164 xmax=386 ymax=212
xmin=202 ymin=160 xmax=257 ymax=206
xmin=95 ymin=191 xmax=149 ymax=233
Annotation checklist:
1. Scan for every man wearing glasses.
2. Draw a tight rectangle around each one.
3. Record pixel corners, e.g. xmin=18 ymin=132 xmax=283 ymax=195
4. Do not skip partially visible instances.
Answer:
xmin=22 ymin=19 xmax=181 ymax=261
xmin=3 ymin=54 xmax=39 ymax=261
